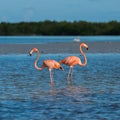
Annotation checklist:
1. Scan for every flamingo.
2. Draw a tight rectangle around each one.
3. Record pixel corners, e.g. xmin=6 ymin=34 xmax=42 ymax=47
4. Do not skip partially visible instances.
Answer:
xmin=29 ymin=48 xmax=64 ymax=86
xmin=59 ymin=42 xmax=88 ymax=83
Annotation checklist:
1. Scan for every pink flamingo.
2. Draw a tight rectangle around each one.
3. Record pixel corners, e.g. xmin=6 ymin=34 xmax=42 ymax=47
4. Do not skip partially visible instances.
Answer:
xmin=59 ymin=42 xmax=88 ymax=83
xmin=29 ymin=48 xmax=63 ymax=86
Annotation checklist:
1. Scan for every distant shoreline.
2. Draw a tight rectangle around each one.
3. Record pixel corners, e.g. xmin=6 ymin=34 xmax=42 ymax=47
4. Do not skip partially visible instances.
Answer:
xmin=0 ymin=21 xmax=120 ymax=36
xmin=0 ymin=41 xmax=120 ymax=54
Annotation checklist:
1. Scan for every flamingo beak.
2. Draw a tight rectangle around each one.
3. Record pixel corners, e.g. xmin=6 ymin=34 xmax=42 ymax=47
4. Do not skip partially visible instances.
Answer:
xmin=60 ymin=66 xmax=64 ymax=70
xmin=86 ymin=47 xmax=88 ymax=50
xmin=29 ymin=53 xmax=32 ymax=56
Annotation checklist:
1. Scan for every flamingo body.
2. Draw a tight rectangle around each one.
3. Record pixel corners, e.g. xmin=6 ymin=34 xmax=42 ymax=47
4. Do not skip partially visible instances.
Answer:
xmin=42 ymin=59 xmax=63 ymax=70
xmin=60 ymin=56 xmax=81 ymax=67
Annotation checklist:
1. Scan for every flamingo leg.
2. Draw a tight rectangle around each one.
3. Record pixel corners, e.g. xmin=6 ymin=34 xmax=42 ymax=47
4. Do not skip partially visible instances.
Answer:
xmin=70 ymin=67 xmax=73 ymax=81
xmin=49 ymin=69 xmax=54 ymax=86
xmin=67 ymin=67 xmax=73 ymax=84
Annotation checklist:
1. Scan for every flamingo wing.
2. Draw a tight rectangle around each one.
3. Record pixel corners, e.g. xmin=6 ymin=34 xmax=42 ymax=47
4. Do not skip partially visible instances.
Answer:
xmin=43 ymin=60 xmax=62 ymax=69
xmin=60 ymin=56 xmax=80 ymax=66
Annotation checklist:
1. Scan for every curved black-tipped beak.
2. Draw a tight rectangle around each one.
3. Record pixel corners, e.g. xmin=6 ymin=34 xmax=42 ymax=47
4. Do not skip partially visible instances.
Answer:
xmin=86 ymin=47 xmax=88 ymax=50
xmin=29 ymin=53 xmax=32 ymax=56
xmin=60 ymin=66 xmax=64 ymax=71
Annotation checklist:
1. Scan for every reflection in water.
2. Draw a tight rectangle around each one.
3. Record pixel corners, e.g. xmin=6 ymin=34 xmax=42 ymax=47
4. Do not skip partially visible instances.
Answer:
xmin=0 ymin=54 xmax=120 ymax=120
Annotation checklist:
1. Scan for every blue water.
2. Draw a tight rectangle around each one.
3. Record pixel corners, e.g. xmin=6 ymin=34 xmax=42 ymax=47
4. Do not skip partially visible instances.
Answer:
xmin=0 ymin=36 xmax=120 ymax=44
xmin=0 ymin=53 xmax=120 ymax=120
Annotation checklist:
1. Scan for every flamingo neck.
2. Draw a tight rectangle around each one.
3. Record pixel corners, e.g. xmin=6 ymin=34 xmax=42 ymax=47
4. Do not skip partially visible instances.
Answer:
xmin=34 ymin=51 xmax=42 ymax=70
xmin=79 ymin=45 xmax=87 ymax=66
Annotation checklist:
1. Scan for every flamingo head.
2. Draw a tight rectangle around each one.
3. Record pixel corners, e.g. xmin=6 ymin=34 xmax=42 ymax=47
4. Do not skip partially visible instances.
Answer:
xmin=80 ymin=43 xmax=88 ymax=50
xmin=29 ymin=48 xmax=39 ymax=56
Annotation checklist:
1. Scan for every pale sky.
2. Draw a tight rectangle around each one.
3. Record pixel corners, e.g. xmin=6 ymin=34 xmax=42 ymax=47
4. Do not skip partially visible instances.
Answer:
xmin=0 ymin=0 xmax=120 ymax=22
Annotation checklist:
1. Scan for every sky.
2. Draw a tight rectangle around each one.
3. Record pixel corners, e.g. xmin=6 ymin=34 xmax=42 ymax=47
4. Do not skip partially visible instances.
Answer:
xmin=0 ymin=0 xmax=120 ymax=23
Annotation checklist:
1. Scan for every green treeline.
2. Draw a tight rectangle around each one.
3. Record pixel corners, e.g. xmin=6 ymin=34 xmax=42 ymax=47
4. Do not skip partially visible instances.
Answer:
xmin=0 ymin=20 xmax=120 ymax=35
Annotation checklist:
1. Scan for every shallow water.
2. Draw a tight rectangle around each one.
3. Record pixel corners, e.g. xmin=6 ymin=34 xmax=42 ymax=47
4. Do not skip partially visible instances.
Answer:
xmin=0 ymin=53 xmax=120 ymax=120
xmin=0 ymin=36 xmax=120 ymax=44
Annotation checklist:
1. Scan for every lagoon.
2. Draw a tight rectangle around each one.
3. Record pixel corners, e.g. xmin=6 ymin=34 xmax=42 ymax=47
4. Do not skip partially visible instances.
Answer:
xmin=0 ymin=53 xmax=120 ymax=120
xmin=0 ymin=36 xmax=120 ymax=44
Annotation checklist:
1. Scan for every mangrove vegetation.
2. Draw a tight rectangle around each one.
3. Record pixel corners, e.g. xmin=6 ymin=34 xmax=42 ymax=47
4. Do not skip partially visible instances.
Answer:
xmin=0 ymin=20 xmax=120 ymax=36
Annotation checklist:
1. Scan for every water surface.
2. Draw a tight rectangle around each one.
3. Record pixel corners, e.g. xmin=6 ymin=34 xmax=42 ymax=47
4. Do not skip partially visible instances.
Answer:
xmin=0 ymin=53 xmax=120 ymax=120
xmin=0 ymin=36 xmax=120 ymax=44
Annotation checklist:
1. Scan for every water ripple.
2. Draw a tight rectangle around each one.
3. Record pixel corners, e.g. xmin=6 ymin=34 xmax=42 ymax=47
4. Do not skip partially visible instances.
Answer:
xmin=0 ymin=54 xmax=120 ymax=120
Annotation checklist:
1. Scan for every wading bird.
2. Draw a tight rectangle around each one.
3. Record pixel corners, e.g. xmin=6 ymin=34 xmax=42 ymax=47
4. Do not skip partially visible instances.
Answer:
xmin=59 ymin=42 xmax=88 ymax=83
xmin=29 ymin=48 xmax=63 ymax=86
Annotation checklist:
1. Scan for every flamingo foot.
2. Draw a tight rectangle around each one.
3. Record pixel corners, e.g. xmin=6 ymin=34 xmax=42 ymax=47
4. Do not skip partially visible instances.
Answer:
xmin=50 ymin=81 xmax=54 ymax=86
xmin=66 ymin=76 xmax=73 ymax=85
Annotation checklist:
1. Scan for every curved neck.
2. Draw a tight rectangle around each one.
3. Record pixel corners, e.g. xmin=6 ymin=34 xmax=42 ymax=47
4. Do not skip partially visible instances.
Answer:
xmin=34 ymin=51 xmax=42 ymax=70
xmin=79 ymin=45 xmax=87 ymax=66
